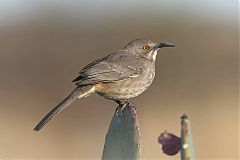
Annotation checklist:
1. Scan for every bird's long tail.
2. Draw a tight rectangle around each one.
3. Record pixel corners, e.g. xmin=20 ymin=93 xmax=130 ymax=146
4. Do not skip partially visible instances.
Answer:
xmin=33 ymin=85 xmax=95 ymax=131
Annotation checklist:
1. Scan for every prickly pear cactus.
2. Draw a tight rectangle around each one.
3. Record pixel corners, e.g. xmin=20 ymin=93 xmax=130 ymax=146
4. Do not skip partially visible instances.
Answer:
xmin=180 ymin=114 xmax=195 ymax=160
xmin=102 ymin=103 xmax=141 ymax=160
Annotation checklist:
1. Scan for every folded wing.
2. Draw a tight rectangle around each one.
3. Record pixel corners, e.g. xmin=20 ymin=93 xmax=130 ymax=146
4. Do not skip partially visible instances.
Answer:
xmin=73 ymin=51 xmax=143 ymax=86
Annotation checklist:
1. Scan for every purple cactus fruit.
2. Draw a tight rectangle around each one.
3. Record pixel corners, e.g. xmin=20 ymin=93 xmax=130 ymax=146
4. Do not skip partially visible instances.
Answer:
xmin=158 ymin=131 xmax=181 ymax=156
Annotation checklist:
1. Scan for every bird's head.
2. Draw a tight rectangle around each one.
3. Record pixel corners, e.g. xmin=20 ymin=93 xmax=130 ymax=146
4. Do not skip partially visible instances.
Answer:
xmin=124 ymin=38 xmax=174 ymax=61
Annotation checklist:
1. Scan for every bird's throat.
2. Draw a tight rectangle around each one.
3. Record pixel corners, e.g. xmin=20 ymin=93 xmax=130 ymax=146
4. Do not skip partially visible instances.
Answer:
xmin=151 ymin=50 xmax=158 ymax=61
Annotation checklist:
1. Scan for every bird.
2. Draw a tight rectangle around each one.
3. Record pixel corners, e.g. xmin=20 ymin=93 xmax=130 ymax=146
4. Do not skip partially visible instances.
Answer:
xmin=33 ymin=38 xmax=174 ymax=131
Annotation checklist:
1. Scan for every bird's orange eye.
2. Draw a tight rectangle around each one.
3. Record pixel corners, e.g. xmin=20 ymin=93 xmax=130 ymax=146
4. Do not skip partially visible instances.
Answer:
xmin=143 ymin=45 xmax=150 ymax=51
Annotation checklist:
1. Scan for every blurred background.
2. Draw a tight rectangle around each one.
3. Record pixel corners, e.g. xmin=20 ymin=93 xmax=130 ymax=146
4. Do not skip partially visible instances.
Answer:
xmin=0 ymin=0 xmax=238 ymax=159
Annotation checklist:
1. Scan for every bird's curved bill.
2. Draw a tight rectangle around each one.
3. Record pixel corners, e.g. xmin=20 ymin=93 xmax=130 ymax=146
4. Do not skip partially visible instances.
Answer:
xmin=157 ymin=42 xmax=175 ymax=48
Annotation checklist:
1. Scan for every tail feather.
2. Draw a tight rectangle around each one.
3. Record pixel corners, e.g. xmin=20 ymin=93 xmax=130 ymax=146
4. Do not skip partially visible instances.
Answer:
xmin=33 ymin=86 xmax=95 ymax=131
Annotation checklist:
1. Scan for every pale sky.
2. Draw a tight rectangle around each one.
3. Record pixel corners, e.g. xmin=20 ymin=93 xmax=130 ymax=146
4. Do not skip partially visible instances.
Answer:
xmin=0 ymin=0 xmax=237 ymax=25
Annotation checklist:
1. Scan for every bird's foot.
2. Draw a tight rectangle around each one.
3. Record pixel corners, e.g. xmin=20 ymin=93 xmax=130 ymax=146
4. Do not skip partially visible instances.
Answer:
xmin=114 ymin=99 xmax=135 ymax=116
xmin=115 ymin=104 xmax=126 ymax=116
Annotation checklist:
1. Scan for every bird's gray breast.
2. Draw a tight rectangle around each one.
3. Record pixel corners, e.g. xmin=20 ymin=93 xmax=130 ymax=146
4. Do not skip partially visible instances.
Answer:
xmin=127 ymin=61 xmax=155 ymax=97
xmin=97 ymin=60 xmax=155 ymax=100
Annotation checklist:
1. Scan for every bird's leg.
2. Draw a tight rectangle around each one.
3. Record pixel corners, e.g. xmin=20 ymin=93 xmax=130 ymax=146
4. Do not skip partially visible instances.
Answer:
xmin=125 ymin=99 xmax=135 ymax=109
xmin=114 ymin=100 xmax=126 ymax=116
xmin=125 ymin=100 xmax=137 ymax=116
xmin=114 ymin=99 xmax=134 ymax=116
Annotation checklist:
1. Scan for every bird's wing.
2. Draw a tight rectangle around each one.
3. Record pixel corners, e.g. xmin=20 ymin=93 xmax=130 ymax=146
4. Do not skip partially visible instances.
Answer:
xmin=72 ymin=51 xmax=143 ymax=86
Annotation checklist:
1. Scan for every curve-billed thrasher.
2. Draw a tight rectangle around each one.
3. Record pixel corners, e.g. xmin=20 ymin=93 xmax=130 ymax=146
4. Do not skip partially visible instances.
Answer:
xmin=33 ymin=38 xmax=174 ymax=131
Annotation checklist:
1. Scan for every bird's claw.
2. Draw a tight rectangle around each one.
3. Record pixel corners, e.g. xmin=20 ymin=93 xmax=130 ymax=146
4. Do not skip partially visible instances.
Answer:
xmin=114 ymin=100 xmax=135 ymax=116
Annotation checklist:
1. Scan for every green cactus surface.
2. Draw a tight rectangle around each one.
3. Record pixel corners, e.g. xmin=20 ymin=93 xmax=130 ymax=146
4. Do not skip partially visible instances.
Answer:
xmin=180 ymin=114 xmax=195 ymax=160
xmin=102 ymin=103 xmax=141 ymax=160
